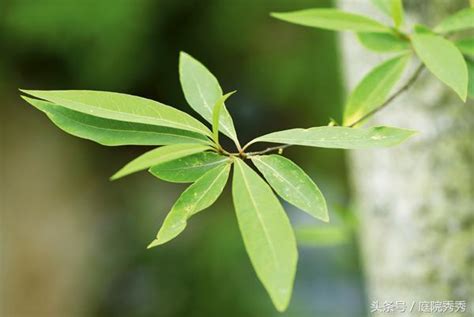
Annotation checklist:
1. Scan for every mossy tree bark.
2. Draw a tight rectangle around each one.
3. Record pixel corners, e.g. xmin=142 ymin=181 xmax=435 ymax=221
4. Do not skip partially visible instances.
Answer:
xmin=338 ymin=1 xmax=473 ymax=316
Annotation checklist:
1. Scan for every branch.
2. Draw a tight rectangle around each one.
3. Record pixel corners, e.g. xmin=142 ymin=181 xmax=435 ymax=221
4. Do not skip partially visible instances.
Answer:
xmin=348 ymin=63 xmax=425 ymax=127
xmin=246 ymin=144 xmax=293 ymax=156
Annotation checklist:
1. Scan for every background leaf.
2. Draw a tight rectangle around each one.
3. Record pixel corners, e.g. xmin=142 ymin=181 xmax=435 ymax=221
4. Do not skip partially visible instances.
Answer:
xmin=232 ymin=158 xmax=297 ymax=312
xmin=22 ymin=97 xmax=211 ymax=146
xmin=20 ymin=90 xmax=212 ymax=136
xmin=251 ymin=155 xmax=328 ymax=222
xmin=467 ymin=59 xmax=474 ymax=99
xmin=148 ymin=163 xmax=231 ymax=248
xmin=271 ymin=9 xmax=390 ymax=33
xmin=434 ymin=7 xmax=474 ymax=33
xmin=370 ymin=0 xmax=391 ymax=16
xmin=455 ymin=38 xmax=474 ymax=56
xmin=111 ymin=144 xmax=210 ymax=180
xmin=357 ymin=32 xmax=410 ymax=52
xmin=343 ymin=53 xmax=410 ymax=126
xmin=149 ymin=152 xmax=229 ymax=183
xmin=179 ymin=52 xmax=239 ymax=145
xmin=412 ymin=33 xmax=468 ymax=101
xmin=390 ymin=0 xmax=404 ymax=28
xmin=295 ymin=226 xmax=350 ymax=247
xmin=248 ymin=126 xmax=416 ymax=149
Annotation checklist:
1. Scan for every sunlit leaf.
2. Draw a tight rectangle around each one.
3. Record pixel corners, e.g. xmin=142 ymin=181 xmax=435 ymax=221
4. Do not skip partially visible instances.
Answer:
xmin=232 ymin=158 xmax=297 ymax=312
xmin=179 ymin=52 xmax=239 ymax=145
xmin=149 ymin=152 xmax=229 ymax=183
xmin=271 ymin=9 xmax=390 ymax=33
xmin=251 ymin=155 xmax=328 ymax=222
xmin=247 ymin=126 xmax=416 ymax=149
xmin=22 ymin=97 xmax=211 ymax=146
xmin=455 ymin=38 xmax=474 ymax=56
xmin=148 ymin=163 xmax=231 ymax=248
xmin=212 ymin=91 xmax=236 ymax=144
xmin=343 ymin=53 xmax=410 ymax=126
xmin=20 ymin=90 xmax=212 ymax=137
xmin=111 ymin=144 xmax=211 ymax=180
xmin=434 ymin=7 xmax=474 ymax=33
xmin=357 ymin=32 xmax=410 ymax=52
xmin=390 ymin=0 xmax=404 ymax=28
xmin=412 ymin=33 xmax=468 ymax=101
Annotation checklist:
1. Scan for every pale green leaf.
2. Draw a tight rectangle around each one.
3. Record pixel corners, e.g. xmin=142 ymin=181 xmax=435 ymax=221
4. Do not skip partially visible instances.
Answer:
xmin=111 ymin=144 xmax=210 ymax=180
xmin=251 ymin=155 xmax=328 ymax=222
xmin=179 ymin=52 xmax=239 ymax=145
xmin=455 ymin=38 xmax=474 ymax=56
xmin=247 ymin=126 xmax=416 ymax=149
xmin=434 ymin=7 xmax=474 ymax=33
xmin=371 ymin=0 xmax=391 ymax=16
xmin=357 ymin=32 xmax=410 ymax=52
xmin=22 ymin=97 xmax=211 ymax=146
xmin=212 ymin=91 xmax=236 ymax=144
xmin=148 ymin=163 xmax=231 ymax=248
xmin=295 ymin=226 xmax=349 ymax=246
xmin=343 ymin=54 xmax=410 ymax=126
xmin=412 ymin=33 xmax=468 ymax=101
xmin=20 ymin=90 xmax=212 ymax=137
xmin=390 ymin=0 xmax=404 ymax=28
xmin=467 ymin=59 xmax=474 ymax=99
xmin=149 ymin=152 xmax=229 ymax=183
xmin=232 ymin=158 xmax=297 ymax=312
xmin=271 ymin=9 xmax=390 ymax=33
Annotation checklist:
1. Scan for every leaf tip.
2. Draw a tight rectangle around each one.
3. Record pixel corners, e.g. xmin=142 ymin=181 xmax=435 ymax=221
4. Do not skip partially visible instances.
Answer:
xmin=147 ymin=239 xmax=161 ymax=249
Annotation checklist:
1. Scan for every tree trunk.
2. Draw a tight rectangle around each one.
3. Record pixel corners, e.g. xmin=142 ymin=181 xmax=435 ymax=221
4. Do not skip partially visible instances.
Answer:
xmin=338 ymin=1 xmax=473 ymax=316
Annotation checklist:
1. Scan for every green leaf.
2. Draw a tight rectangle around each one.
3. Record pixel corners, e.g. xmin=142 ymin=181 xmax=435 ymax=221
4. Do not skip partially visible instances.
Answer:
xmin=111 ymin=144 xmax=210 ymax=180
xmin=251 ymin=155 xmax=328 ymax=222
xmin=371 ymin=0 xmax=391 ymax=16
xmin=271 ymin=9 xmax=390 ymax=33
xmin=295 ymin=226 xmax=349 ymax=247
xmin=22 ymin=97 xmax=211 ymax=146
xmin=455 ymin=38 xmax=474 ymax=56
xmin=20 ymin=90 xmax=212 ymax=137
xmin=343 ymin=54 xmax=410 ymax=126
xmin=467 ymin=59 xmax=474 ymax=99
xmin=212 ymin=91 xmax=236 ymax=145
xmin=149 ymin=152 xmax=229 ymax=183
xmin=148 ymin=163 xmax=231 ymax=248
xmin=179 ymin=52 xmax=240 ymax=146
xmin=357 ymin=32 xmax=410 ymax=52
xmin=434 ymin=7 xmax=474 ymax=33
xmin=232 ymin=158 xmax=297 ymax=312
xmin=412 ymin=33 xmax=468 ymax=101
xmin=247 ymin=126 xmax=416 ymax=149
xmin=390 ymin=0 xmax=404 ymax=28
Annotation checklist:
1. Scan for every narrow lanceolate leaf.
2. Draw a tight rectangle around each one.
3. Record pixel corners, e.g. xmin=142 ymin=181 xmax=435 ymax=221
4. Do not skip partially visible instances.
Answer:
xmin=148 ymin=163 xmax=231 ymax=248
xmin=390 ymin=0 xmax=404 ymax=28
xmin=467 ymin=59 xmax=474 ymax=99
xmin=251 ymin=155 xmax=328 ymax=222
xmin=455 ymin=38 xmax=474 ymax=56
xmin=271 ymin=9 xmax=390 ymax=33
xmin=111 ymin=144 xmax=210 ymax=180
xmin=22 ymin=97 xmax=211 ymax=146
xmin=434 ymin=7 xmax=474 ymax=33
xmin=20 ymin=90 xmax=212 ymax=137
xmin=232 ymin=158 xmax=297 ymax=312
xmin=412 ymin=33 xmax=468 ymax=101
xmin=343 ymin=54 xmax=410 ymax=126
xmin=149 ymin=152 xmax=229 ymax=183
xmin=357 ymin=32 xmax=410 ymax=52
xmin=247 ymin=126 xmax=416 ymax=149
xmin=179 ymin=52 xmax=240 ymax=145
xmin=212 ymin=91 xmax=236 ymax=145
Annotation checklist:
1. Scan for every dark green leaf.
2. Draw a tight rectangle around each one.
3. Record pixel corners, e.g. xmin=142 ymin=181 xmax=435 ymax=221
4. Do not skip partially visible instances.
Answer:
xmin=412 ymin=33 xmax=468 ymax=101
xmin=111 ymin=144 xmax=211 ymax=180
xmin=271 ymin=9 xmax=390 ymax=33
xmin=247 ymin=126 xmax=416 ymax=149
xmin=232 ymin=158 xmax=297 ymax=312
xmin=149 ymin=152 xmax=229 ymax=183
xmin=22 ymin=97 xmax=211 ymax=146
xmin=251 ymin=155 xmax=328 ymax=222
xmin=343 ymin=54 xmax=410 ymax=126
xmin=148 ymin=163 xmax=231 ymax=248
xmin=20 ymin=90 xmax=212 ymax=136
xmin=455 ymin=38 xmax=474 ymax=56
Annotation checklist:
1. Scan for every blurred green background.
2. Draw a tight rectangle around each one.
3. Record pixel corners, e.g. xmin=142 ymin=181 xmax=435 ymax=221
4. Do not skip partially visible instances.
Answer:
xmin=1 ymin=1 xmax=367 ymax=316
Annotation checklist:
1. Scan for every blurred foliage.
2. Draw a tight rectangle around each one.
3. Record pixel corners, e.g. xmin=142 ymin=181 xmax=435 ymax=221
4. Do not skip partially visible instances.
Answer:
xmin=1 ymin=0 xmax=367 ymax=316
